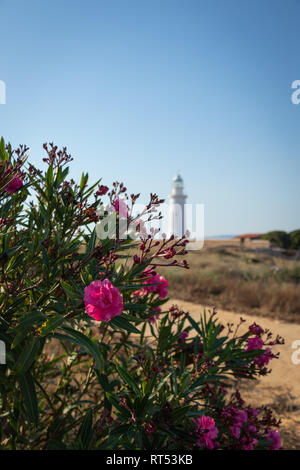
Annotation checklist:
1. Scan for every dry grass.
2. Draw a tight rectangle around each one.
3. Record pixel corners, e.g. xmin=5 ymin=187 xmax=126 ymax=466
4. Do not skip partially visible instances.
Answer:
xmin=159 ymin=243 xmax=300 ymax=323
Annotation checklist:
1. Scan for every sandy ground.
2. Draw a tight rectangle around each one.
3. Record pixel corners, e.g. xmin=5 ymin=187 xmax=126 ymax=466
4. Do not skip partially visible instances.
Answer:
xmin=166 ymin=299 xmax=300 ymax=449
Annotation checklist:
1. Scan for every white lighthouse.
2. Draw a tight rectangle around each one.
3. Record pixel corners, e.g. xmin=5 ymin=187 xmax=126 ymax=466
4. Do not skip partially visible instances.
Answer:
xmin=168 ymin=174 xmax=187 ymax=238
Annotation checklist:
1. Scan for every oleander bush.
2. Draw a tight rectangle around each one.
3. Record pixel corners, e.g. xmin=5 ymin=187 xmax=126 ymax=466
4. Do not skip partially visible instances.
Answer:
xmin=0 ymin=138 xmax=283 ymax=450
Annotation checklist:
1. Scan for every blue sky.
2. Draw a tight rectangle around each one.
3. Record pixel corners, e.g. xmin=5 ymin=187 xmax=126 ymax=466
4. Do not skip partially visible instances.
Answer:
xmin=0 ymin=0 xmax=299 ymax=236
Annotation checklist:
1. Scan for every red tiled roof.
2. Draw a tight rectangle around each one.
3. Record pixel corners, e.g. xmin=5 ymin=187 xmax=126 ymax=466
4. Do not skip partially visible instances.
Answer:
xmin=234 ymin=233 xmax=264 ymax=240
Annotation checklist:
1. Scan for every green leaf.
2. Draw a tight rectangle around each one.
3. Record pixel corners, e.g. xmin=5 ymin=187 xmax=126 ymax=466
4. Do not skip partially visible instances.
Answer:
xmin=11 ymin=328 xmax=28 ymax=349
xmin=40 ymin=314 xmax=65 ymax=336
xmin=58 ymin=166 xmax=69 ymax=186
xmin=41 ymin=246 xmax=50 ymax=272
xmin=134 ymin=395 xmax=152 ymax=419
xmin=81 ymin=178 xmax=102 ymax=198
xmin=12 ymin=311 xmax=46 ymax=332
xmin=45 ymin=165 xmax=54 ymax=191
xmin=116 ymin=364 xmax=141 ymax=396
xmin=57 ymin=326 xmax=104 ymax=371
xmin=109 ymin=316 xmax=141 ymax=334
xmin=96 ymin=372 xmax=110 ymax=392
xmin=61 ymin=281 xmax=80 ymax=300
xmin=156 ymin=372 xmax=172 ymax=393
xmin=77 ymin=409 xmax=94 ymax=449
xmin=47 ymin=440 xmax=67 ymax=450
xmin=172 ymin=405 xmax=191 ymax=420
xmin=120 ymin=283 xmax=159 ymax=290
xmin=187 ymin=314 xmax=201 ymax=335
xmin=79 ymin=172 xmax=88 ymax=192
xmin=110 ymin=423 xmax=131 ymax=436
xmin=18 ymin=371 xmax=39 ymax=425
xmin=14 ymin=337 xmax=41 ymax=375
xmin=0 ymin=137 xmax=8 ymax=162
xmin=85 ymin=228 xmax=96 ymax=255
xmin=105 ymin=392 xmax=128 ymax=414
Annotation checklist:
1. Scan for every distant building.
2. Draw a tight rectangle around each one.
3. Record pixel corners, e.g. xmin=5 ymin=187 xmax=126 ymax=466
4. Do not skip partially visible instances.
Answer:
xmin=234 ymin=233 xmax=263 ymax=245
xmin=168 ymin=174 xmax=187 ymax=238
xmin=234 ymin=233 xmax=264 ymax=242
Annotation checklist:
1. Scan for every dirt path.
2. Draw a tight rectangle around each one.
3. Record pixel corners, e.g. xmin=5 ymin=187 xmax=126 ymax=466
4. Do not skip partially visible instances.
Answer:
xmin=166 ymin=299 xmax=300 ymax=449
xmin=166 ymin=299 xmax=300 ymax=396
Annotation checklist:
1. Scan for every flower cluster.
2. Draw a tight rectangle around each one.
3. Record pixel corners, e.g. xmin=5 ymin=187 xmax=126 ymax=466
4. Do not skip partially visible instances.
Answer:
xmin=0 ymin=216 xmax=14 ymax=227
xmin=149 ymin=306 xmax=162 ymax=325
xmin=136 ymin=235 xmax=189 ymax=269
xmin=267 ymin=429 xmax=281 ymax=450
xmin=0 ymin=157 xmax=24 ymax=195
xmin=142 ymin=268 xmax=168 ymax=299
xmin=222 ymin=405 xmax=258 ymax=449
xmin=133 ymin=267 xmax=168 ymax=300
xmin=5 ymin=176 xmax=23 ymax=194
xmin=42 ymin=142 xmax=73 ymax=168
xmin=220 ymin=392 xmax=281 ymax=450
xmin=144 ymin=421 xmax=156 ymax=435
xmin=192 ymin=416 xmax=219 ymax=450
xmin=246 ymin=322 xmax=281 ymax=373
xmin=169 ymin=304 xmax=188 ymax=320
xmin=84 ymin=279 xmax=123 ymax=322
xmin=96 ymin=185 xmax=109 ymax=196
xmin=112 ymin=197 xmax=128 ymax=218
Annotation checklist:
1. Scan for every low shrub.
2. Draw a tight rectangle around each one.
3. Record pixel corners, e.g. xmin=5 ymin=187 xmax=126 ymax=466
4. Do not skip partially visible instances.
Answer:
xmin=0 ymin=139 xmax=283 ymax=450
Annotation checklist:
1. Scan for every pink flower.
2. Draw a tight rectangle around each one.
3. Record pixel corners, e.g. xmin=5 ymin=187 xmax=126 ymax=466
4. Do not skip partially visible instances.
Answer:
xmin=230 ymin=424 xmax=241 ymax=439
xmin=179 ymin=330 xmax=189 ymax=343
xmin=149 ymin=306 xmax=161 ymax=325
xmin=246 ymin=407 xmax=259 ymax=418
xmin=246 ymin=337 xmax=264 ymax=351
xmin=163 ymin=248 xmax=176 ymax=259
xmin=132 ymin=289 xmax=143 ymax=297
xmin=192 ymin=416 xmax=219 ymax=450
xmin=96 ymin=185 xmax=109 ymax=196
xmin=133 ymin=269 xmax=168 ymax=300
xmin=5 ymin=176 xmax=23 ymax=194
xmin=141 ymin=268 xmax=157 ymax=291
xmin=228 ymin=409 xmax=248 ymax=439
xmin=84 ymin=279 xmax=123 ymax=322
xmin=267 ymin=429 xmax=281 ymax=450
xmin=112 ymin=197 xmax=128 ymax=218
xmin=246 ymin=424 xmax=257 ymax=434
xmin=133 ymin=255 xmax=140 ymax=264
xmin=143 ymin=268 xmax=168 ymax=299
xmin=234 ymin=409 xmax=248 ymax=425
xmin=242 ymin=437 xmax=258 ymax=450
xmin=249 ymin=322 xmax=263 ymax=336
xmin=152 ymin=305 xmax=162 ymax=314
xmin=144 ymin=421 xmax=155 ymax=435
xmin=254 ymin=347 xmax=273 ymax=367
xmin=132 ymin=218 xmax=147 ymax=238
xmin=156 ymin=275 xmax=168 ymax=299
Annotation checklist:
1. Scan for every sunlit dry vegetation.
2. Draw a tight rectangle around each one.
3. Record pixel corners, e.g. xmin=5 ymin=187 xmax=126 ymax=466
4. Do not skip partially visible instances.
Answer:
xmin=160 ymin=244 xmax=300 ymax=322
